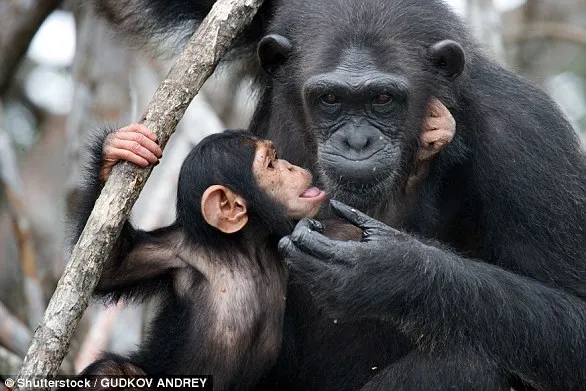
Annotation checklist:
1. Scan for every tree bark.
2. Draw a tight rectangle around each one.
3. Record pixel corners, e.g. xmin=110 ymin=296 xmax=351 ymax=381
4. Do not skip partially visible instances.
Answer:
xmin=15 ymin=0 xmax=264 ymax=387
xmin=0 ymin=0 xmax=62 ymax=96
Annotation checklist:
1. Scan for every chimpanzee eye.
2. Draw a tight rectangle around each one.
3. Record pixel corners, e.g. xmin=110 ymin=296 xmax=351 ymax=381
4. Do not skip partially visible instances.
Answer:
xmin=320 ymin=94 xmax=340 ymax=105
xmin=373 ymin=93 xmax=392 ymax=104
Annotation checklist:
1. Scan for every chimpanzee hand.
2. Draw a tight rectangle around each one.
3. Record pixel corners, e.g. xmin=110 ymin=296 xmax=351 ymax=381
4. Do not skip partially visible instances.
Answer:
xmin=279 ymin=200 xmax=430 ymax=320
xmin=418 ymin=96 xmax=456 ymax=161
xmin=100 ymin=124 xmax=162 ymax=182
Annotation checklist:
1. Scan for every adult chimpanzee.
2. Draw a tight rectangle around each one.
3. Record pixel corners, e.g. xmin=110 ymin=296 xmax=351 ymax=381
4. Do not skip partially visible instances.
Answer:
xmin=93 ymin=0 xmax=586 ymax=390
xmin=69 ymin=128 xmax=325 ymax=390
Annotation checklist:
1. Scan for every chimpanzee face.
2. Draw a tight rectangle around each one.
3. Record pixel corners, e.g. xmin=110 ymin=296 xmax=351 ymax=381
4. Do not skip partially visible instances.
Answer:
xmin=258 ymin=35 xmax=464 ymax=212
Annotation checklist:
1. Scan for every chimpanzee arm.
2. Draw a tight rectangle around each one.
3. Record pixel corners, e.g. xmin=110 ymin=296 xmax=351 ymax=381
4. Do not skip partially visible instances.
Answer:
xmin=93 ymin=224 xmax=186 ymax=302
xmin=67 ymin=128 xmax=111 ymax=248
xmin=67 ymin=129 xmax=180 ymax=303
xmin=280 ymin=201 xmax=586 ymax=390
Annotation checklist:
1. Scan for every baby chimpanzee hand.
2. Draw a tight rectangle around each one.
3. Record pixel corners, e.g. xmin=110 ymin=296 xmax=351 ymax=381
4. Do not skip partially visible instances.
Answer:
xmin=418 ymin=97 xmax=456 ymax=161
xmin=100 ymin=124 xmax=163 ymax=182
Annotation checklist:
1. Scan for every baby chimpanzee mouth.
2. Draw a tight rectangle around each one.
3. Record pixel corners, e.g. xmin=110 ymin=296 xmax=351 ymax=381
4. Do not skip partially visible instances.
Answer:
xmin=299 ymin=187 xmax=325 ymax=198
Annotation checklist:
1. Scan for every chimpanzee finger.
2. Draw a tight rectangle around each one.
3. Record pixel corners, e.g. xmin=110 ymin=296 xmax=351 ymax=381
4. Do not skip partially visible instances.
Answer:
xmin=330 ymin=200 xmax=394 ymax=238
xmin=307 ymin=218 xmax=324 ymax=233
xmin=426 ymin=96 xmax=448 ymax=118
xmin=109 ymin=138 xmax=160 ymax=164
xmin=278 ymin=237 xmax=314 ymax=265
xmin=289 ymin=219 xmax=346 ymax=261
xmin=421 ymin=121 xmax=454 ymax=146
xmin=114 ymin=130 xmax=163 ymax=159
xmin=278 ymin=237 xmax=340 ymax=276
xmin=330 ymin=200 xmax=383 ymax=229
xmin=104 ymin=147 xmax=150 ymax=168
xmin=117 ymin=123 xmax=159 ymax=143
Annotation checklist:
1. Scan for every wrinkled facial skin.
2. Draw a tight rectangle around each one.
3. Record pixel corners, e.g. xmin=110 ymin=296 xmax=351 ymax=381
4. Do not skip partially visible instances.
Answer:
xmin=301 ymin=49 xmax=421 ymax=212
xmin=253 ymin=141 xmax=326 ymax=220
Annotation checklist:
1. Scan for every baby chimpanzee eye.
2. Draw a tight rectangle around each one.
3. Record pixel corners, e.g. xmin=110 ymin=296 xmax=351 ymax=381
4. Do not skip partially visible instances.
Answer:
xmin=267 ymin=151 xmax=278 ymax=169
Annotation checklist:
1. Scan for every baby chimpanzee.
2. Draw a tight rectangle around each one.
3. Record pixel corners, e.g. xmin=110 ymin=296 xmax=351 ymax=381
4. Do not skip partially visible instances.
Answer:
xmin=67 ymin=97 xmax=455 ymax=391
xmin=69 ymin=128 xmax=326 ymax=391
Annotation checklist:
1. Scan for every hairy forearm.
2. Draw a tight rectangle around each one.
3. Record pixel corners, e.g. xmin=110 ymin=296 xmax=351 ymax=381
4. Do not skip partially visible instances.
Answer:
xmin=378 ymin=244 xmax=586 ymax=389
xmin=93 ymin=223 xmax=140 ymax=295
xmin=67 ymin=128 xmax=113 ymax=246
xmin=67 ymin=128 xmax=143 ymax=299
xmin=95 ymin=224 xmax=183 ymax=303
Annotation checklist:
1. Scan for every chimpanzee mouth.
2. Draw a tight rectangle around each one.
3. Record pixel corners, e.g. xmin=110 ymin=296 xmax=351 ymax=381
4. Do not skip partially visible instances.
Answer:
xmin=299 ymin=187 xmax=327 ymax=199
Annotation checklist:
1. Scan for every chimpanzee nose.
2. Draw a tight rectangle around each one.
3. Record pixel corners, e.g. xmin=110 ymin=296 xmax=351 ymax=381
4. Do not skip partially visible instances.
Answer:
xmin=346 ymin=130 xmax=369 ymax=151
xmin=337 ymin=124 xmax=384 ymax=161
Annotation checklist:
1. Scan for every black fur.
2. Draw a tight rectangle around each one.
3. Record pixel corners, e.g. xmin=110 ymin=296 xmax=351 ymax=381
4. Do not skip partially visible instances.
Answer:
xmin=67 ymin=128 xmax=111 ymax=249
xmin=67 ymin=130 xmax=292 ymax=390
xmin=93 ymin=0 xmax=586 ymax=390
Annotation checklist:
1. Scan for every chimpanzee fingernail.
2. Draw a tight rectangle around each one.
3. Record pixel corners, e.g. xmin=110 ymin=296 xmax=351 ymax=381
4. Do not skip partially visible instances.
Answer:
xmin=154 ymin=160 xmax=160 ymax=166
xmin=309 ymin=219 xmax=324 ymax=232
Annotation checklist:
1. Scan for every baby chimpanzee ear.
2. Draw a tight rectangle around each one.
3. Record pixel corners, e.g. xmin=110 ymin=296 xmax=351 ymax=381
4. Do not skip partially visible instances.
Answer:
xmin=201 ymin=185 xmax=249 ymax=234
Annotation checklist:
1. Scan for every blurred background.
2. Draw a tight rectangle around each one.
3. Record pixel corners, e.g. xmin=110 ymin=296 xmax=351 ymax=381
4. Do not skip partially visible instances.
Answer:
xmin=0 ymin=0 xmax=584 ymax=377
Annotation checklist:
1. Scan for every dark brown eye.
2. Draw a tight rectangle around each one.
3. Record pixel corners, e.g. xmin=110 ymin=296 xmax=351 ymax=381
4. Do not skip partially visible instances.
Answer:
xmin=373 ymin=93 xmax=392 ymax=104
xmin=320 ymin=94 xmax=339 ymax=105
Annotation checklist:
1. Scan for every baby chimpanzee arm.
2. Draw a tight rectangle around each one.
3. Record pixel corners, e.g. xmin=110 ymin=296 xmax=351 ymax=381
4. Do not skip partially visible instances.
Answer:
xmin=67 ymin=127 xmax=176 ymax=303
xmin=94 ymin=224 xmax=186 ymax=302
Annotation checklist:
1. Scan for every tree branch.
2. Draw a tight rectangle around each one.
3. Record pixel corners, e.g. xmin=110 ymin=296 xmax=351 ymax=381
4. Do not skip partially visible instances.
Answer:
xmin=0 ymin=0 xmax=62 ymax=96
xmin=15 ymin=0 xmax=265 ymax=387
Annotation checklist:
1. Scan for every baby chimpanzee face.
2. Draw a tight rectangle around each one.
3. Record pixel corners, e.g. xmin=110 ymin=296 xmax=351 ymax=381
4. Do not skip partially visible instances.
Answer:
xmin=200 ymin=137 xmax=326 ymax=236
xmin=252 ymin=140 xmax=326 ymax=220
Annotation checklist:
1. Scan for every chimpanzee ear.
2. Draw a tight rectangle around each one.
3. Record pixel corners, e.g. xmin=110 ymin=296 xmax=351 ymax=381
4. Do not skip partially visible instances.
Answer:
xmin=201 ymin=185 xmax=248 ymax=234
xmin=258 ymin=34 xmax=292 ymax=77
xmin=428 ymin=40 xmax=465 ymax=81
